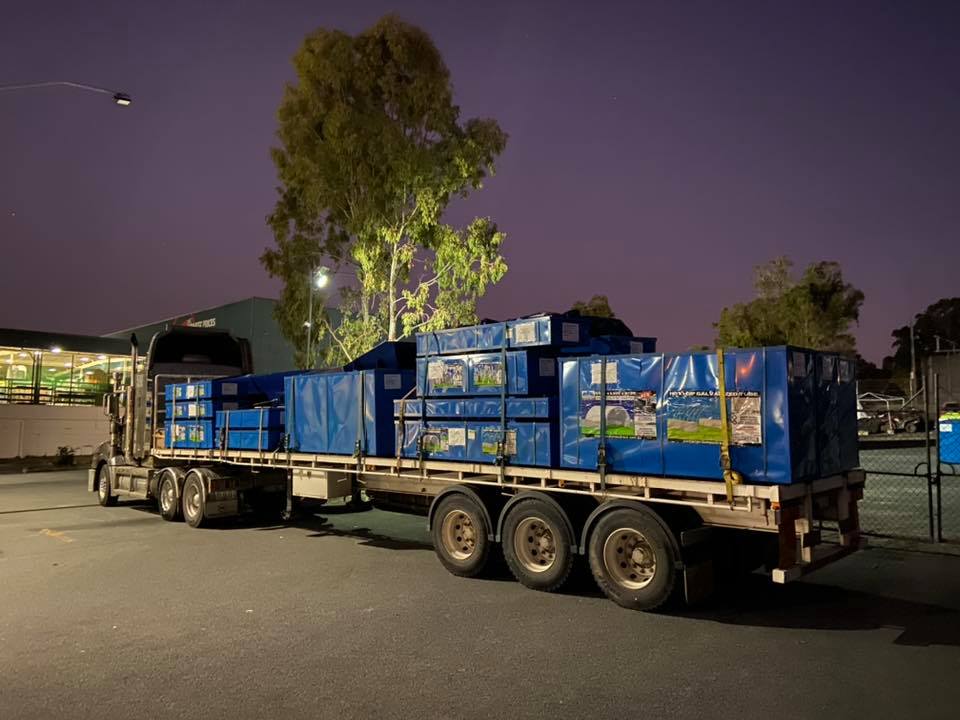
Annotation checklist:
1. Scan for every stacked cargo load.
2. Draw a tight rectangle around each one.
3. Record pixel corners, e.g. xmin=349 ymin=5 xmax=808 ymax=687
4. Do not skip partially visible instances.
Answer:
xmin=163 ymin=379 xmax=243 ymax=450
xmin=284 ymin=366 xmax=415 ymax=457
xmin=559 ymin=346 xmax=859 ymax=484
xmin=400 ymin=314 xmax=648 ymax=468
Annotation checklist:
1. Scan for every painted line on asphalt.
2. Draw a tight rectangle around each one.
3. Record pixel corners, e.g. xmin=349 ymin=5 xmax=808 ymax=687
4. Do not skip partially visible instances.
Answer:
xmin=39 ymin=528 xmax=75 ymax=543
xmin=0 ymin=503 xmax=100 ymax=515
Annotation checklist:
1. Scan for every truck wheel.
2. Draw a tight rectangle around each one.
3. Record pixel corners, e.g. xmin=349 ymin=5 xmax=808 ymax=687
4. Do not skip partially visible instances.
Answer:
xmin=158 ymin=472 xmax=181 ymax=522
xmin=181 ymin=472 xmax=207 ymax=529
xmin=96 ymin=464 xmax=116 ymax=507
xmin=587 ymin=507 xmax=680 ymax=612
xmin=501 ymin=498 xmax=574 ymax=592
xmin=431 ymin=494 xmax=491 ymax=578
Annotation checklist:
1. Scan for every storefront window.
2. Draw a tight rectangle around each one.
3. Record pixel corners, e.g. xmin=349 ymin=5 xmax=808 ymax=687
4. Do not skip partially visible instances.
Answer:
xmin=0 ymin=345 xmax=131 ymax=406
xmin=0 ymin=347 xmax=37 ymax=403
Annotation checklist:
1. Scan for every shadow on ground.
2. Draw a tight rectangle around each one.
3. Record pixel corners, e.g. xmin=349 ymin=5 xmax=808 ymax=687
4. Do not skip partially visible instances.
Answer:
xmin=126 ymin=501 xmax=960 ymax=646
xmin=675 ymin=573 xmax=960 ymax=647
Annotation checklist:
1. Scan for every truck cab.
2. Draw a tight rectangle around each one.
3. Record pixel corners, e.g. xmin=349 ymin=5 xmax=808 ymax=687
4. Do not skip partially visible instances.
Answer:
xmin=89 ymin=327 xmax=252 ymax=503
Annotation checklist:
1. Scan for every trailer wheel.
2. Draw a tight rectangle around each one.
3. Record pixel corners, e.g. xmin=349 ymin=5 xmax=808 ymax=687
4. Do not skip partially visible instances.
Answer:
xmin=431 ymin=494 xmax=491 ymax=578
xmin=181 ymin=471 xmax=206 ymax=529
xmin=158 ymin=472 xmax=181 ymax=522
xmin=501 ymin=498 xmax=574 ymax=592
xmin=96 ymin=464 xmax=116 ymax=507
xmin=587 ymin=507 xmax=679 ymax=611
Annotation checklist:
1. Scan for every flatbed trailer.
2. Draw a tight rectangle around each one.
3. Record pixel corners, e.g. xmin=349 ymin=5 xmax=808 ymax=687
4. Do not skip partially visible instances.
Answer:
xmin=89 ymin=327 xmax=866 ymax=612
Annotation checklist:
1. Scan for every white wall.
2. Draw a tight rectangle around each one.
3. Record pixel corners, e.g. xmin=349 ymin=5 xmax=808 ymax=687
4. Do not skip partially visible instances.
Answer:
xmin=0 ymin=405 xmax=109 ymax=458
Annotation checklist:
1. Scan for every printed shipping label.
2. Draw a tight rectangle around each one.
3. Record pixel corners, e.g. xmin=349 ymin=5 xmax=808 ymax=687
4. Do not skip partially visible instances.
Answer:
xmin=665 ymin=390 xmax=762 ymax=445
xmin=561 ymin=322 xmax=580 ymax=343
xmin=538 ymin=358 xmax=556 ymax=377
xmin=428 ymin=361 xmax=465 ymax=389
xmin=467 ymin=429 xmax=477 ymax=440
xmin=591 ymin=360 xmax=618 ymax=385
xmin=186 ymin=385 xmax=197 ymax=399
xmin=579 ymin=391 xmax=658 ymax=440
xmin=473 ymin=361 xmax=504 ymax=387
xmin=383 ymin=373 xmax=402 ymax=390
xmin=513 ymin=322 xmax=537 ymax=344
xmin=481 ymin=428 xmax=517 ymax=456
xmin=790 ymin=351 xmax=808 ymax=379
xmin=941 ymin=423 xmax=953 ymax=433
xmin=447 ymin=427 xmax=466 ymax=447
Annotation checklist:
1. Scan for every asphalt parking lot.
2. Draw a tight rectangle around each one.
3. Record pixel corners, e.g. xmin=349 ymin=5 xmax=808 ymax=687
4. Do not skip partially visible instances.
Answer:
xmin=2 ymin=471 xmax=959 ymax=720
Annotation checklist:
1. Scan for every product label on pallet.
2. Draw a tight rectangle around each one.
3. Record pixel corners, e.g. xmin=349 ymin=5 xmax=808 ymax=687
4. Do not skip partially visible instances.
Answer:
xmin=383 ymin=373 xmax=402 ymax=390
xmin=428 ymin=360 xmax=466 ymax=390
xmin=447 ymin=427 xmax=466 ymax=447
xmin=561 ymin=322 xmax=580 ymax=343
xmin=513 ymin=322 xmax=537 ymax=344
xmin=539 ymin=358 xmax=556 ymax=377
xmin=473 ymin=360 xmax=504 ymax=387
xmin=480 ymin=428 xmax=517 ymax=456
xmin=665 ymin=390 xmax=762 ymax=445
xmin=220 ymin=382 xmax=238 ymax=396
xmin=579 ymin=391 xmax=658 ymax=439
xmin=422 ymin=428 xmax=449 ymax=453
xmin=790 ymin=351 xmax=809 ymax=379
xmin=591 ymin=360 xmax=619 ymax=385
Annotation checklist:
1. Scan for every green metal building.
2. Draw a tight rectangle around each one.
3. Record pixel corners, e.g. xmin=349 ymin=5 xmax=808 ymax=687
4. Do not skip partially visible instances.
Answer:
xmin=108 ymin=297 xmax=297 ymax=374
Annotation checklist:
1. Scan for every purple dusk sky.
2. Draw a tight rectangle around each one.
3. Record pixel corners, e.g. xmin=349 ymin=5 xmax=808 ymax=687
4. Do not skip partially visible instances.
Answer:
xmin=1 ymin=1 xmax=958 ymax=362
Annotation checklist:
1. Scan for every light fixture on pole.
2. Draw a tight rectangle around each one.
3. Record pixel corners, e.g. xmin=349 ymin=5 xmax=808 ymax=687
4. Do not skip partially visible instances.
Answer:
xmin=306 ymin=266 xmax=331 ymax=369
xmin=0 ymin=80 xmax=133 ymax=106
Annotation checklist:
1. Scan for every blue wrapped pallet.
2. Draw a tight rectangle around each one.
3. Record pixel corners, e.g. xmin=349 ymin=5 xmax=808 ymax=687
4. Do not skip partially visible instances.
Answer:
xmin=165 ymin=399 xmax=238 ymax=420
xmin=394 ymin=397 xmax=555 ymax=420
xmin=395 ymin=419 xmax=555 ymax=467
xmin=165 ymin=420 xmax=216 ymax=449
xmin=285 ymin=369 xmax=415 ymax=456
xmin=165 ymin=379 xmax=228 ymax=402
xmin=559 ymin=347 xmax=859 ymax=484
xmin=564 ymin=335 xmax=657 ymax=356
xmin=940 ymin=414 xmax=960 ymax=464
xmin=416 ymin=314 xmax=590 ymax=356
xmin=216 ymin=408 xmax=284 ymax=430
xmin=224 ymin=429 xmax=283 ymax=451
xmin=416 ymin=350 xmax=559 ymax=397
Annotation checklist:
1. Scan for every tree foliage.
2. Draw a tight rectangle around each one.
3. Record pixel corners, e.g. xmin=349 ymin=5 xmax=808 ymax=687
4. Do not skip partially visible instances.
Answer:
xmin=570 ymin=294 xmax=616 ymax=319
xmin=262 ymin=15 xmax=508 ymax=367
xmin=887 ymin=297 xmax=960 ymax=372
xmin=715 ymin=257 xmax=865 ymax=352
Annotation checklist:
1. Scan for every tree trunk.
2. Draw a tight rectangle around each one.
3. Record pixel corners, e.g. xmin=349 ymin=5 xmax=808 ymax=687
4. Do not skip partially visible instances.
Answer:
xmin=387 ymin=239 xmax=399 ymax=341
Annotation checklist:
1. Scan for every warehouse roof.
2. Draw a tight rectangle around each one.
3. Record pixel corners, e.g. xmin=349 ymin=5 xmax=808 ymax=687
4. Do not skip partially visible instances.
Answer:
xmin=0 ymin=327 xmax=130 ymax=355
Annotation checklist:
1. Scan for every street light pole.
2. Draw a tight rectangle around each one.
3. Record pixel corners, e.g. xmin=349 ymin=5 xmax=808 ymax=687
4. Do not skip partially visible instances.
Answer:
xmin=0 ymin=80 xmax=132 ymax=105
xmin=305 ymin=266 xmax=331 ymax=369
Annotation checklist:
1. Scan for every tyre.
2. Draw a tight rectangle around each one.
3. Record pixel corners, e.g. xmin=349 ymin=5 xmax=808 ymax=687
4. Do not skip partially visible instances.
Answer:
xmin=181 ymin=471 xmax=207 ymax=528
xmin=501 ymin=498 xmax=575 ymax=592
xmin=158 ymin=471 xmax=181 ymax=522
xmin=587 ymin=506 xmax=680 ymax=612
xmin=431 ymin=494 xmax=492 ymax=578
xmin=96 ymin=464 xmax=116 ymax=507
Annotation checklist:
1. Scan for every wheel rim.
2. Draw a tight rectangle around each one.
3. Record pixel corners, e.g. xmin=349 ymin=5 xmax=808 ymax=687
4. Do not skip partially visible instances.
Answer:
xmin=513 ymin=516 xmax=557 ymax=573
xmin=184 ymin=483 xmax=201 ymax=519
xmin=160 ymin=479 xmax=175 ymax=513
xmin=440 ymin=509 xmax=477 ymax=561
xmin=98 ymin=470 xmax=108 ymax=499
xmin=602 ymin=528 xmax=656 ymax=590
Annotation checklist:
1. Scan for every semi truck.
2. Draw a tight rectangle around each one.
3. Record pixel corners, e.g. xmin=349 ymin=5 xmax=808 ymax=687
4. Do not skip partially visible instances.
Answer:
xmin=90 ymin=326 xmax=866 ymax=611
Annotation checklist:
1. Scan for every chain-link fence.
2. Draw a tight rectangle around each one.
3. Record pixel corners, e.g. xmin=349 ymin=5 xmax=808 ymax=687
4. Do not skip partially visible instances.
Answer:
xmin=858 ymin=438 xmax=934 ymax=540
xmin=857 ymin=367 xmax=960 ymax=544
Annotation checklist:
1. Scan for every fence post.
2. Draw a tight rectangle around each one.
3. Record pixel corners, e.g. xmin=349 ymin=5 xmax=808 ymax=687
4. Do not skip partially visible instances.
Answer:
xmin=924 ymin=372 xmax=934 ymax=541
xmin=935 ymin=373 xmax=943 ymax=543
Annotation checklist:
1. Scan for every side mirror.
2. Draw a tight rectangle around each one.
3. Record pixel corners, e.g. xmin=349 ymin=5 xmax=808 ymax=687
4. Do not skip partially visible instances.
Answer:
xmin=103 ymin=392 xmax=120 ymax=418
